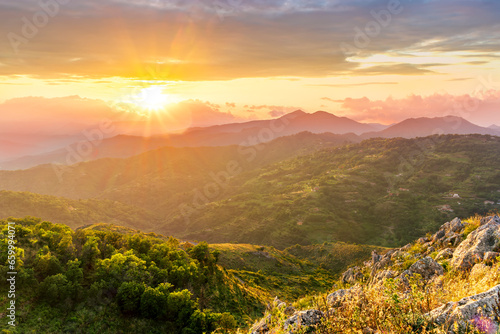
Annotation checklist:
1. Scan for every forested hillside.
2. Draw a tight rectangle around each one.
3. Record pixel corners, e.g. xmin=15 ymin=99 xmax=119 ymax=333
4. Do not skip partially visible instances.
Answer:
xmin=1 ymin=135 xmax=499 ymax=249
xmin=0 ymin=217 xmax=378 ymax=333
xmin=167 ymin=135 xmax=500 ymax=248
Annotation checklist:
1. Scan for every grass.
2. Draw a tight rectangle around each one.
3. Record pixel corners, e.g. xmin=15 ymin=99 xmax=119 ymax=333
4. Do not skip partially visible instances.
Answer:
xmin=251 ymin=214 xmax=500 ymax=334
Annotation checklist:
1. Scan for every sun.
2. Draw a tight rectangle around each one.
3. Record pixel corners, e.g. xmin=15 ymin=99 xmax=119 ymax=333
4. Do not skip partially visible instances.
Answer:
xmin=131 ymin=86 xmax=170 ymax=112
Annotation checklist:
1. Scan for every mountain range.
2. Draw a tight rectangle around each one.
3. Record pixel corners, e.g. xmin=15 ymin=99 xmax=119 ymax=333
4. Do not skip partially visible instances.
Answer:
xmin=2 ymin=111 xmax=498 ymax=170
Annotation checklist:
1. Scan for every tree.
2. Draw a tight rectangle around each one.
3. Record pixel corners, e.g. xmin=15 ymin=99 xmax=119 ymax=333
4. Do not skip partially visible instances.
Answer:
xmin=140 ymin=286 xmax=168 ymax=319
xmin=117 ymin=281 xmax=145 ymax=315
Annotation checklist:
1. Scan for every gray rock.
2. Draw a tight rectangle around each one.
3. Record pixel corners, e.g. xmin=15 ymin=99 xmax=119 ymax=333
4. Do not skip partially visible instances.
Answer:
xmin=250 ymin=314 xmax=271 ymax=334
xmin=371 ymin=250 xmax=381 ymax=264
xmin=327 ymin=288 xmax=349 ymax=307
xmin=284 ymin=309 xmax=323 ymax=333
xmin=432 ymin=229 xmax=446 ymax=242
xmin=372 ymin=270 xmax=397 ymax=282
xmin=371 ymin=252 xmax=393 ymax=275
xmin=480 ymin=215 xmax=500 ymax=226
xmin=435 ymin=248 xmax=454 ymax=261
xmin=442 ymin=217 xmax=464 ymax=234
xmin=327 ymin=285 xmax=362 ymax=307
xmin=451 ymin=220 xmax=500 ymax=270
xmin=417 ymin=237 xmax=429 ymax=244
xmin=426 ymin=284 xmax=500 ymax=329
xmin=408 ymin=256 xmax=444 ymax=280
xmin=341 ymin=266 xmax=364 ymax=284
xmin=400 ymin=256 xmax=444 ymax=286
xmin=442 ymin=233 xmax=462 ymax=247
xmin=401 ymin=243 xmax=412 ymax=251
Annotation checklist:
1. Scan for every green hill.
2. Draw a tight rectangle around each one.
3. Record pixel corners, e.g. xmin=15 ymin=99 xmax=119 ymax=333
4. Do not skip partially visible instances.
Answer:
xmin=1 ymin=135 xmax=499 ymax=249
xmin=0 ymin=190 xmax=158 ymax=231
xmin=165 ymin=135 xmax=500 ymax=248
xmin=211 ymin=242 xmax=382 ymax=302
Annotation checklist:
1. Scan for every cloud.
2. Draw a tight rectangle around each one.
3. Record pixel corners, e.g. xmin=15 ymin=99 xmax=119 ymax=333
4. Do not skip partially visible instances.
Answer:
xmin=0 ymin=0 xmax=498 ymax=80
xmin=310 ymin=82 xmax=397 ymax=87
xmin=0 ymin=96 xmax=243 ymax=136
xmin=337 ymin=90 xmax=500 ymax=126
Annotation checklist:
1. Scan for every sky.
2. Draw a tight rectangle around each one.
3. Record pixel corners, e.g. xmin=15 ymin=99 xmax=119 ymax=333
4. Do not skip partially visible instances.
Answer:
xmin=0 ymin=0 xmax=500 ymax=130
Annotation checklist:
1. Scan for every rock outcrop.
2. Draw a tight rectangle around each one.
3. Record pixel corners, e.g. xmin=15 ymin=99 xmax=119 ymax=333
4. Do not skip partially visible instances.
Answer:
xmin=427 ymin=284 xmax=500 ymax=329
xmin=284 ymin=309 xmax=323 ymax=333
xmin=435 ymin=248 xmax=454 ymax=261
xmin=399 ymin=256 xmax=444 ymax=286
xmin=341 ymin=266 xmax=364 ymax=284
xmin=327 ymin=285 xmax=362 ymax=307
xmin=451 ymin=218 xmax=500 ymax=270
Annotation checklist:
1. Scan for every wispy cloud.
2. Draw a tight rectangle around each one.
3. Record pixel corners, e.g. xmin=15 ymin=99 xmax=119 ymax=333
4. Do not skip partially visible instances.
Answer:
xmin=0 ymin=0 xmax=499 ymax=80
xmin=336 ymin=90 xmax=500 ymax=126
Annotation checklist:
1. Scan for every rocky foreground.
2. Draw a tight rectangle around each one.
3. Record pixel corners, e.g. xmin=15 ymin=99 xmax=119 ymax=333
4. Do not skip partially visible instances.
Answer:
xmin=250 ymin=215 xmax=500 ymax=333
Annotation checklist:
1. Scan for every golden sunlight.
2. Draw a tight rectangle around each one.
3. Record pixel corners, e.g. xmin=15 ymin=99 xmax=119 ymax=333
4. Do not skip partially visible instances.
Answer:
xmin=129 ymin=86 xmax=171 ymax=113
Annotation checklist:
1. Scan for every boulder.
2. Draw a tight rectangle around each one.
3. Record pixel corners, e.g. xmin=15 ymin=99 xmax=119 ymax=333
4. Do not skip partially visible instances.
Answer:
xmin=480 ymin=215 xmax=500 ymax=226
xmin=442 ymin=233 xmax=462 ymax=247
xmin=401 ymin=243 xmax=412 ymax=251
xmin=426 ymin=285 xmax=500 ymax=329
xmin=435 ymin=248 xmax=454 ymax=261
xmin=372 ymin=270 xmax=397 ymax=282
xmin=442 ymin=217 xmax=464 ymax=234
xmin=400 ymin=256 xmax=444 ymax=286
xmin=430 ymin=218 xmax=464 ymax=247
xmin=284 ymin=309 xmax=323 ymax=333
xmin=327 ymin=285 xmax=362 ymax=307
xmin=407 ymin=256 xmax=444 ymax=281
xmin=341 ymin=266 xmax=364 ymax=284
xmin=371 ymin=252 xmax=393 ymax=275
xmin=451 ymin=220 xmax=500 ymax=270
xmin=327 ymin=288 xmax=349 ymax=306
xmin=432 ymin=229 xmax=446 ymax=243
xmin=417 ymin=237 xmax=429 ymax=244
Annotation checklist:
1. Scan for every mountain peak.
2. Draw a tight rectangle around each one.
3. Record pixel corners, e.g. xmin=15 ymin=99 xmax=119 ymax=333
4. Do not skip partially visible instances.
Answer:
xmin=280 ymin=110 xmax=307 ymax=119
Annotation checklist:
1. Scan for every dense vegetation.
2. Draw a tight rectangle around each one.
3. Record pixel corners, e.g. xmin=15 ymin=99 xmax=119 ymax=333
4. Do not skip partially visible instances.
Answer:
xmin=0 ymin=217 xmax=263 ymax=333
xmin=0 ymin=217 xmax=380 ymax=333
xmin=168 ymin=135 xmax=500 ymax=248
xmin=211 ymin=242 xmax=382 ymax=301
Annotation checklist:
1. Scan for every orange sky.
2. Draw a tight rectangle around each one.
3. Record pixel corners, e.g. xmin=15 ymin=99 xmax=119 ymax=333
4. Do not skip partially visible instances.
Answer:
xmin=0 ymin=0 xmax=499 ymax=127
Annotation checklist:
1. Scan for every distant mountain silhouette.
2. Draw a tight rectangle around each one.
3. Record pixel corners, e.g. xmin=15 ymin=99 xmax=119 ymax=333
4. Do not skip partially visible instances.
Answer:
xmin=3 ymin=113 xmax=498 ymax=170
xmin=361 ymin=116 xmax=500 ymax=139
xmin=0 ymin=111 xmax=377 ymax=170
